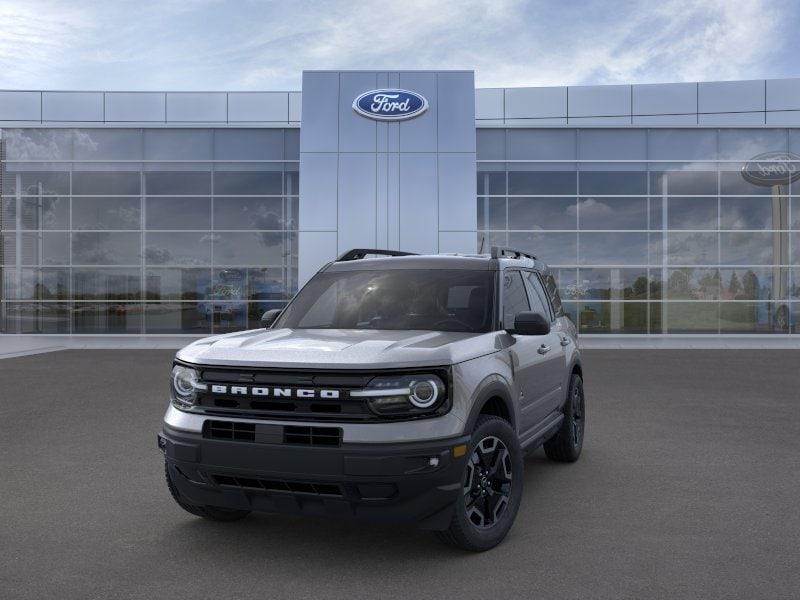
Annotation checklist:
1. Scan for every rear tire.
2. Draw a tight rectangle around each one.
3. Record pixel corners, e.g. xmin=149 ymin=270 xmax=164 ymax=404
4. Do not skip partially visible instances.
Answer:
xmin=544 ymin=373 xmax=585 ymax=463
xmin=164 ymin=461 xmax=251 ymax=522
xmin=436 ymin=415 xmax=523 ymax=552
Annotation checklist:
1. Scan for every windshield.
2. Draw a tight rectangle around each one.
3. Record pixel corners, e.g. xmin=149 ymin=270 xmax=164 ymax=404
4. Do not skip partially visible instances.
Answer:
xmin=275 ymin=269 xmax=496 ymax=332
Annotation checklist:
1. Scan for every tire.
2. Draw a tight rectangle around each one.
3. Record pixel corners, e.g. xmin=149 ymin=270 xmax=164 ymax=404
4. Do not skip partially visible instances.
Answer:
xmin=164 ymin=461 xmax=251 ymax=522
xmin=544 ymin=373 xmax=585 ymax=463
xmin=436 ymin=415 xmax=524 ymax=552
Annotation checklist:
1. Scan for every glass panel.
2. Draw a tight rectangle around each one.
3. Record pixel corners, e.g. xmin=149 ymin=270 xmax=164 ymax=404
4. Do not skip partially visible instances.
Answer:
xmin=576 ymin=268 xmax=649 ymax=300
xmin=578 ymin=197 xmax=647 ymax=230
xmin=73 ymin=129 xmax=142 ymax=160
xmin=18 ymin=172 xmax=70 ymax=195
xmin=647 ymin=130 xmax=717 ymax=161
xmin=72 ymin=232 xmax=141 ymax=265
xmin=248 ymin=301 xmax=286 ymax=329
xmin=547 ymin=268 xmax=578 ymax=302
xmin=284 ymin=129 xmax=300 ymax=160
xmin=791 ymin=269 xmax=800 ymax=299
xmin=508 ymin=171 xmax=576 ymax=195
xmin=145 ymin=197 xmax=211 ymax=230
xmin=72 ymin=197 xmax=141 ymax=230
xmin=214 ymin=129 xmax=284 ymax=160
xmin=4 ymin=129 xmax=72 ymax=160
xmin=210 ymin=302 xmax=248 ymax=333
xmin=476 ymin=170 xmax=506 ymax=195
xmin=649 ymin=270 xmax=663 ymax=300
xmin=145 ymin=171 xmax=211 ymax=195
xmin=666 ymin=268 xmax=720 ymax=300
xmin=5 ymin=302 xmax=70 ymax=333
xmin=508 ymin=197 xmax=576 ymax=230
xmin=502 ymin=271 xmax=530 ymax=327
xmin=579 ymin=171 xmax=647 ymax=195
xmin=145 ymin=232 xmax=212 ymax=266
xmin=19 ymin=232 xmax=70 ymax=265
xmin=1 ymin=197 xmax=16 ymax=228
xmin=667 ymin=197 xmax=717 ymax=230
xmin=719 ymin=268 xmax=786 ymax=301
xmin=508 ymin=130 xmax=575 ymax=160
xmin=650 ymin=170 xmax=717 ymax=195
xmin=508 ymin=232 xmax=577 ymax=265
xmin=284 ymin=164 xmax=298 ymax=196
xmin=210 ymin=268 xmax=246 ymax=300
xmin=792 ymin=197 xmax=800 ymax=230
xmin=144 ymin=302 xmax=212 ymax=334
xmin=145 ymin=268 xmax=212 ymax=300
xmin=667 ymin=232 xmax=719 ymax=265
xmin=577 ymin=129 xmax=646 ymax=160
xmin=213 ymin=170 xmax=282 ymax=195
xmin=72 ymin=303 xmax=142 ymax=333
xmin=213 ymin=232 xmax=292 ymax=266
xmin=561 ymin=301 xmax=578 ymax=325
xmin=663 ymin=302 xmax=719 ymax=333
xmin=720 ymin=197 xmax=781 ymax=230
xmin=72 ymin=171 xmax=140 ymax=195
xmin=72 ymin=268 xmax=141 ymax=300
xmin=477 ymin=129 xmax=506 ymax=160
xmin=792 ymin=303 xmax=800 ymax=334
xmin=143 ymin=129 xmax=212 ymax=160
xmin=213 ymin=197 xmax=284 ymax=229
xmin=720 ymin=232 xmax=776 ymax=265
xmin=718 ymin=129 xmax=787 ymax=160
xmin=578 ymin=233 xmax=648 ymax=265
xmin=16 ymin=268 xmax=69 ymax=300
xmin=247 ymin=268 xmax=288 ymax=301
xmin=720 ymin=302 xmax=788 ymax=333
xmin=649 ymin=301 xmax=662 ymax=333
xmin=577 ymin=302 xmax=647 ymax=334
xmin=720 ymin=169 xmax=779 ymax=195
xmin=477 ymin=197 xmax=506 ymax=230
xmin=20 ymin=197 xmax=69 ymax=230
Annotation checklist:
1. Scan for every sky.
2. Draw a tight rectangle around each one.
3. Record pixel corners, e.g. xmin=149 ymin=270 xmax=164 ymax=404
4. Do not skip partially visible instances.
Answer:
xmin=0 ymin=0 xmax=798 ymax=91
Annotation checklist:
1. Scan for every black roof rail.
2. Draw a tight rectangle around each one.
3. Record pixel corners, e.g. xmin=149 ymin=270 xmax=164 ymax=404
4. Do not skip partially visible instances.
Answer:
xmin=490 ymin=246 xmax=537 ymax=260
xmin=336 ymin=248 xmax=418 ymax=262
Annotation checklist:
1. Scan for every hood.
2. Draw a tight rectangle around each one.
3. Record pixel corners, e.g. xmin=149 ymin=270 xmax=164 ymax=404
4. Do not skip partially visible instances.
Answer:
xmin=176 ymin=328 xmax=500 ymax=369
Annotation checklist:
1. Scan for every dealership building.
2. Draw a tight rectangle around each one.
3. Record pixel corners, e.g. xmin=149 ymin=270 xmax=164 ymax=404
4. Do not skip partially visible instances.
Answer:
xmin=1 ymin=70 xmax=799 ymax=340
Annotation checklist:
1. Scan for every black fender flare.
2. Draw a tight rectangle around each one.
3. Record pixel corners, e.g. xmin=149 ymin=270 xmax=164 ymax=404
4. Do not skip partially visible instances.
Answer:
xmin=463 ymin=377 xmax=517 ymax=434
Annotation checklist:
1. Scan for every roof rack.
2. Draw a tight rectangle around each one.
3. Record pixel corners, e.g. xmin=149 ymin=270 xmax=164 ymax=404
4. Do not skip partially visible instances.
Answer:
xmin=490 ymin=246 xmax=537 ymax=260
xmin=336 ymin=248 xmax=418 ymax=262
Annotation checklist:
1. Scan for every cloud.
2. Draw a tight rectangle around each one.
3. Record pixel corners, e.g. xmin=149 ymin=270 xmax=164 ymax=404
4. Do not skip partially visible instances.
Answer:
xmin=0 ymin=0 xmax=794 ymax=90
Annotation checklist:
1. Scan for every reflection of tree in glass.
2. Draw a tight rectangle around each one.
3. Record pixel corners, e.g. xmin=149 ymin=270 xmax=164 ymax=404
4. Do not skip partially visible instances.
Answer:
xmin=728 ymin=272 xmax=741 ymax=298
xmin=741 ymin=270 xmax=759 ymax=300
xmin=631 ymin=277 xmax=648 ymax=299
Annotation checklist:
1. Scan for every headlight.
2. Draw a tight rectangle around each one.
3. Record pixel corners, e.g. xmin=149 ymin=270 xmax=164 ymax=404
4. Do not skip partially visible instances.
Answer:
xmin=170 ymin=365 xmax=206 ymax=409
xmin=352 ymin=373 xmax=448 ymax=417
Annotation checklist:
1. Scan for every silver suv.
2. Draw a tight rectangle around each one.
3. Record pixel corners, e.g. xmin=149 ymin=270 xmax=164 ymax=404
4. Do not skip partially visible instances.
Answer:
xmin=159 ymin=247 xmax=584 ymax=551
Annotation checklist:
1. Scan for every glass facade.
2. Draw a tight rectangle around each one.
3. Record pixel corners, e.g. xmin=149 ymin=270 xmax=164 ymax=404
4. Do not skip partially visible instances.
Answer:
xmin=0 ymin=128 xmax=299 ymax=334
xmin=477 ymin=128 xmax=800 ymax=334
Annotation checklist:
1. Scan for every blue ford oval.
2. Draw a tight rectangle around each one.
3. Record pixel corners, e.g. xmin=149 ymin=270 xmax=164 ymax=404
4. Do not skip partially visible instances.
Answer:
xmin=352 ymin=89 xmax=428 ymax=121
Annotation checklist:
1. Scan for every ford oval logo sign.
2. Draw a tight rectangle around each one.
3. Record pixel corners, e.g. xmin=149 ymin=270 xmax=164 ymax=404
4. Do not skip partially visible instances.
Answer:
xmin=353 ymin=89 xmax=428 ymax=121
xmin=741 ymin=151 xmax=800 ymax=186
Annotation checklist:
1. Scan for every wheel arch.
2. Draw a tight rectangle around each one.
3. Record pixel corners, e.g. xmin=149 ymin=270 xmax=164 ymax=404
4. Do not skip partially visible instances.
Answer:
xmin=464 ymin=380 xmax=516 ymax=433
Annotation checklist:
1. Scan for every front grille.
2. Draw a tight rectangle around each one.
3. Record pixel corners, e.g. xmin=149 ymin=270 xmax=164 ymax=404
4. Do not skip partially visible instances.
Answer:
xmin=205 ymin=420 xmax=255 ymax=441
xmin=283 ymin=426 xmax=342 ymax=447
xmin=203 ymin=420 xmax=342 ymax=447
xmin=212 ymin=474 xmax=343 ymax=497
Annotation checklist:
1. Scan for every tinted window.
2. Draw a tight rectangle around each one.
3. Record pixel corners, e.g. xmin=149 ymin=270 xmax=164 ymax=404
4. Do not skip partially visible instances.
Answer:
xmin=544 ymin=274 xmax=565 ymax=316
xmin=522 ymin=271 xmax=550 ymax=319
xmin=276 ymin=269 xmax=495 ymax=333
xmin=502 ymin=270 xmax=530 ymax=328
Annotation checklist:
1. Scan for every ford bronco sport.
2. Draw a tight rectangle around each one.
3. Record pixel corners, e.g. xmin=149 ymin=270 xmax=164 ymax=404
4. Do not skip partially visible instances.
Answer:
xmin=159 ymin=246 xmax=584 ymax=551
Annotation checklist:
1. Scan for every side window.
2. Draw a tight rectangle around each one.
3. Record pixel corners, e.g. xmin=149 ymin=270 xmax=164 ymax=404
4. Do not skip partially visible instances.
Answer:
xmin=502 ymin=271 xmax=530 ymax=327
xmin=544 ymin=274 xmax=564 ymax=317
xmin=522 ymin=271 xmax=551 ymax=320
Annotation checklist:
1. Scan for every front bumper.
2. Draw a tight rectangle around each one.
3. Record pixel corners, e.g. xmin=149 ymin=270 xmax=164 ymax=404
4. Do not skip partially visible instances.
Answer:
xmin=160 ymin=423 xmax=470 ymax=530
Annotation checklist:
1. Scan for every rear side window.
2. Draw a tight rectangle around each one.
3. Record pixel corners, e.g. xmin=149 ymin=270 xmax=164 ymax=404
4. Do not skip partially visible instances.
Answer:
xmin=502 ymin=271 xmax=530 ymax=328
xmin=544 ymin=274 xmax=564 ymax=317
xmin=522 ymin=271 xmax=552 ymax=320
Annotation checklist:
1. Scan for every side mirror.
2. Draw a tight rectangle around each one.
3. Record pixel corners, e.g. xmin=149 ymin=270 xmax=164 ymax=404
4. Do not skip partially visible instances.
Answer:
xmin=509 ymin=311 xmax=550 ymax=336
xmin=260 ymin=309 xmax=282 ymax=329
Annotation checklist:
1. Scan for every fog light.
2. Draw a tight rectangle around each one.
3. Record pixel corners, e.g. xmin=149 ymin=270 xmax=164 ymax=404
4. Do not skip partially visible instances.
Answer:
xmin=428 ymin=457 xmax=440 ymax=467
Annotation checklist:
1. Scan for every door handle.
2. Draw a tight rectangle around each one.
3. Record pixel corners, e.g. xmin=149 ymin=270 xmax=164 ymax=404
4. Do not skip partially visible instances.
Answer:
xmin=560 ymin=336 xmax=570 ymax=346
xmin=537 ymin=344 xmax=551 ymax=355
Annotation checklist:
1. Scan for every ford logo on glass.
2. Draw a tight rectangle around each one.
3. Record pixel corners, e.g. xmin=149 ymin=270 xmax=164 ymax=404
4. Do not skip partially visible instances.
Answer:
xmin=741 ymin=151 xmax=800 ymax=187
xmin=352 ymin=89 xmax=428 ymax=121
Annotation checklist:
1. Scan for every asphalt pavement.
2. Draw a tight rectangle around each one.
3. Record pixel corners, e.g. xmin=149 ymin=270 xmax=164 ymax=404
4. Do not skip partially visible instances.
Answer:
xmin=1 ymin=349 xmax=799 ymax=600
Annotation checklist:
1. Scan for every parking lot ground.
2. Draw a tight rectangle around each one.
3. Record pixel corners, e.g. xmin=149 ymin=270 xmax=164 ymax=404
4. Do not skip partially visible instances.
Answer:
xmin=1 ymin=349 xmax=799 ymax=600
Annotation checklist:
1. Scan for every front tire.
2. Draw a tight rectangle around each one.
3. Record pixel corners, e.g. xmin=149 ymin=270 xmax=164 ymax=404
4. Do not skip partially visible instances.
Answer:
xmin=543 ymin=373 xmax=585 ymax=463
xmin=164 ymin=461 xmax=251 ymax=522
xmin=436 ymin=415 xmax=524 ymax=552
